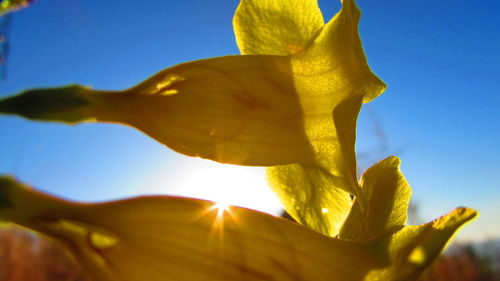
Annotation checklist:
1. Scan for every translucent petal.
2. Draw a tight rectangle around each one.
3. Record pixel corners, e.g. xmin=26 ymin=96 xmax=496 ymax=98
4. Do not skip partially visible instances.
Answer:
xmin=266 ymin=94 xmax=363 ymax=236
xmin=233 ymin=0 xmax=324 ymax=55
xmin=339 ymin=156 xmax=412 ymax=241
xmin=0 ymin=176 xmax=476 ymax=281
xmin=366 ymin=208 xmax=478 ymax=280
xmin=0 ymin=56 xmax=315 ymax=166
xmin=267 ymin=164 xmax=352 ymax=236
xmin=298 ymin=0 xmax=386 ymax=103
xmin=264 ymin=0 xmax=385 ymax=233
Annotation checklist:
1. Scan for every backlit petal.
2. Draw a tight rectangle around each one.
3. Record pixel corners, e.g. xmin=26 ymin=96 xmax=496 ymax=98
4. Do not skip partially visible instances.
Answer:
xmin=233 ymin=0 xmax=324 ymax=55
xmin=0 ymin=176 xmax=476 ymax=281
xmin=339 ymin=156 xmax=411 ymax=241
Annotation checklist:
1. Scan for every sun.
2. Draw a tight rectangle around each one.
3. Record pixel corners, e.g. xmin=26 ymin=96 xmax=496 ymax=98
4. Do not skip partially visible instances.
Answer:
xmin=139 ymin=155 xmax=283 ymax=215
xmin=212 ymin=202 xmax=231 ymax=217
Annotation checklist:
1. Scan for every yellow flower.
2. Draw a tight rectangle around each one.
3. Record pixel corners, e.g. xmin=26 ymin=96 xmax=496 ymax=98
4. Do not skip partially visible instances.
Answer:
xmin=0 ymin=0 xmax=382 ymax=235
xmin=0 ymin=1 xmax=476 ymax=280
xmin=0 ymin=173 xmax=476 ymax=281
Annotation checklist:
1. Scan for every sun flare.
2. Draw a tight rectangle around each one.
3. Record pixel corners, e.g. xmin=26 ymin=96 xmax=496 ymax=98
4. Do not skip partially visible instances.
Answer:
xmin=213 ymin=202 xmax=231 ymax=217
xmin=140 ymin=156 xmax=283 ymax=215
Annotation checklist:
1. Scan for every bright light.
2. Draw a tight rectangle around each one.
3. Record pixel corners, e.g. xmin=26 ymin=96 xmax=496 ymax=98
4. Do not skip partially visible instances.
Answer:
xmin=213 ymin=202 xmax=230 ymax=217
xmin=138 ymin=155 xmax=283 ymax=215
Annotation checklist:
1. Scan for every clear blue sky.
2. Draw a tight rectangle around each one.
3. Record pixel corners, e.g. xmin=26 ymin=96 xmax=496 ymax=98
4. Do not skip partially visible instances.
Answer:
xmin=0 ymin=0 xmax=498 ymax=241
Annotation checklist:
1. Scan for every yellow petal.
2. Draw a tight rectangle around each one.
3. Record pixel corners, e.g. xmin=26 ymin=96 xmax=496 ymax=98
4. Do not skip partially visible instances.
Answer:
xmin=266 ymin=92 xmax=366 ymax=235
xmin=0 ymin=56 xmax=317 ymax=166
xmin=297 ymin=0 xmax=386 ymax=103
xmin=266 ymin=0 xmax=386 ymax=232
xmin=339 ymin=156 xmax=412 ymax=241
xmin=0 ymin=176 xmax=367 ymax=281
xmin=267 ymin=164 xmax=352 ymax=236
xmin=233 ymin=0 xmax=324 ymax=55
xmin=0 ymin=176 xmax=476 ymax=281
xmin=366 ymin=208 xmax=478 ymax=280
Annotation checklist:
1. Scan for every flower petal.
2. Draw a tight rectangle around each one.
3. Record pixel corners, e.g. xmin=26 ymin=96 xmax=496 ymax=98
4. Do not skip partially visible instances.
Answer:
xmin=0 ymin=176 xmax=371 ymax=281
xmin=233 ymin=0 xmax=324 ymax=55
xmin=265 ymin=0 xmax=386 ymax=234
xmin=366 ymin=207 xmax=477 ymax=280
xmin=339 ymin=156 xmax=411 ymax=241
xmin=298 ymin=0 xmax=386 ymax=103
xmin=0 ymin=55 xmax=317 ymax=166
xmin=0 ymin=176 xmax=476 ymax=281
xmin=267 ymin=163 xmax=353 ymax=236
xmin=266 ymin=94 xmax=364 ymax=236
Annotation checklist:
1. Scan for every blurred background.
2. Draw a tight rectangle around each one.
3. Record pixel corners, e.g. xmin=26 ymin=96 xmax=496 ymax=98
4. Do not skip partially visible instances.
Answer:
xmin=0 ymin=0 xmax=499 ymax=279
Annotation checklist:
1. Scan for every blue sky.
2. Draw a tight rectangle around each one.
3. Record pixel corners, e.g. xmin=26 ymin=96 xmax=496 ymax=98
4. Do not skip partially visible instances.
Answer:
xmin=0 ymin=0 xmax=499 ymax=241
